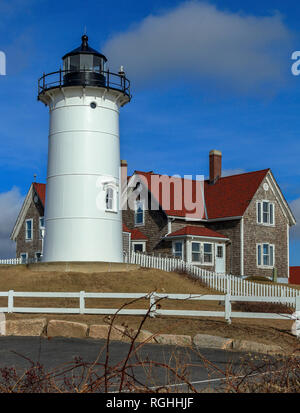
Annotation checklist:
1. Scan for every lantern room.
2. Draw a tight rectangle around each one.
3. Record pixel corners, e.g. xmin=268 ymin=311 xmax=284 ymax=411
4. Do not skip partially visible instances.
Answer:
xmin=62 ymin=34 xmax=108 ymax=87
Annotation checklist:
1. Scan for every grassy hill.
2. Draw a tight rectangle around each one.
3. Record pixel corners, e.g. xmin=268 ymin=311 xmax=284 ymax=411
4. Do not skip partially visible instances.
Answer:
xmin=0 ymin=265 xmax=297 ymax=352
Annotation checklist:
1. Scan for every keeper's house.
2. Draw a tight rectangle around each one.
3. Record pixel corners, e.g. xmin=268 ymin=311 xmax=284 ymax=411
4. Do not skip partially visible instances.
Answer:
xmin=11 ymin=150 xmax=296 ymax=279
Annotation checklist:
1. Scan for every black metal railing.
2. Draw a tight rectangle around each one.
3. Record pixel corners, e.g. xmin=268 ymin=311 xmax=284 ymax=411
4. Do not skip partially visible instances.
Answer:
xmin=38 ymin=69 xmax=131 ymax=99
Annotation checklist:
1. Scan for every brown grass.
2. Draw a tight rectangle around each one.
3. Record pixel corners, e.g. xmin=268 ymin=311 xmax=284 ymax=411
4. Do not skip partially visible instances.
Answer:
xmin=0 ymin=265 xmax=298 ymax=353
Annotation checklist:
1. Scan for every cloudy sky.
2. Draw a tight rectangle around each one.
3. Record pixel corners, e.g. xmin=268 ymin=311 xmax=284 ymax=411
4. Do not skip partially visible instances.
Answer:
xmin=0 ymin=0 xmax=300 ymax=264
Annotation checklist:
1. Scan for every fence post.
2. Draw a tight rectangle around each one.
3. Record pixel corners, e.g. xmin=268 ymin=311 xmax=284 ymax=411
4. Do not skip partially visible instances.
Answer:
xmin=79 ymin=291 xmax=85 ymax=314
xmin=149 ymin=292 xmax=157 ymax=318
xmin=225 ymin=293 xmax=231 ymax=324
xmin=8 ymin=290 xmax=14 ymax=313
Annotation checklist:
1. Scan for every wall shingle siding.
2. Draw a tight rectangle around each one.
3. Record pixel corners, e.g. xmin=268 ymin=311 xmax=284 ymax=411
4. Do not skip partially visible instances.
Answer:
xmin=16 ymin=196 xmax=44 ymax=261
xmin=243 ymin=176 xmax=289 ymax=278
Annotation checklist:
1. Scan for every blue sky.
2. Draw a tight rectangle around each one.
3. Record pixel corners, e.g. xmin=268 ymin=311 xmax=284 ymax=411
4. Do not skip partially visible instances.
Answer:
xmin=0 ymin=0 xmax=300 ymax=265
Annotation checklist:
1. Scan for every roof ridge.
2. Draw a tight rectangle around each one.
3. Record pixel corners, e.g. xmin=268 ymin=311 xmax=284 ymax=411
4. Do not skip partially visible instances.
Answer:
xmin=133 ymin=168 xmax=270 ymax=182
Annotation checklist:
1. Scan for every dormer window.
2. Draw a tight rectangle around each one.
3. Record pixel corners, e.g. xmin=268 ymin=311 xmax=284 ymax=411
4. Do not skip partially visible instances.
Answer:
xmin=257 ymin=201 xmax=274 ymax=225
xmin=135 ymin=201 xmax=144 ymax=226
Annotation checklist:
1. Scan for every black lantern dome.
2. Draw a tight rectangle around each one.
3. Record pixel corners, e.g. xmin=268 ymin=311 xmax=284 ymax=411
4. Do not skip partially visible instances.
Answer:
xmin=62 ymin=35 xmax=108 ymax=87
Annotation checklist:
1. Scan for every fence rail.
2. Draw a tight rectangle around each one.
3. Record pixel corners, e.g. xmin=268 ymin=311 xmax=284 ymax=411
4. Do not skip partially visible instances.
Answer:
xmin=125 ymin=252 xmax=300 ymax=305
xmin=0 ymin=290 xmax=299 ymax=323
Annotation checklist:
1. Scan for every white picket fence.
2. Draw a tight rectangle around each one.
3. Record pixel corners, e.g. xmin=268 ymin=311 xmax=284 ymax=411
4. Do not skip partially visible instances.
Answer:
xmin=0 ymin=258 xmax=22 ymax=265
xmin=126 ymin=252 xmax=300 ymax=305
xmin=0 ymin=290 xmax=299 ymax=322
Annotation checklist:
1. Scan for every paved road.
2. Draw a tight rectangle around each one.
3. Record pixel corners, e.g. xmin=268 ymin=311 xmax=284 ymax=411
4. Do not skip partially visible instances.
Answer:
xmin=0 ymin=337 xmax=274 ymax=392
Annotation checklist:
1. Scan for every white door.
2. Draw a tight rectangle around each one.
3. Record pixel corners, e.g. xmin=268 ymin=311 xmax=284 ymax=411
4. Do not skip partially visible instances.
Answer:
xmin=215 ymin=244 xmax=226 ymax=274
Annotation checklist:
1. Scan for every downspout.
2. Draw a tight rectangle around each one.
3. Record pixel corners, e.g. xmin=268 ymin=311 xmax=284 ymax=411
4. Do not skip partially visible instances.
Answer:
xmin=240 ymin=217 xmax=244 ymax=276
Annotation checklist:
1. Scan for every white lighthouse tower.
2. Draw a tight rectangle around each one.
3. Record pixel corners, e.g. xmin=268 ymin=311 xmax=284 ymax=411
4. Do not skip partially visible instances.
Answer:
xmin=38 ymin=35 xmax=130 ymax=262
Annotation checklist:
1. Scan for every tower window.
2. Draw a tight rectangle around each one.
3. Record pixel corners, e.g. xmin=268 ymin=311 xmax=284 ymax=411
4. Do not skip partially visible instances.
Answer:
xmin=105 ymin=186 xmax=117 ymax=212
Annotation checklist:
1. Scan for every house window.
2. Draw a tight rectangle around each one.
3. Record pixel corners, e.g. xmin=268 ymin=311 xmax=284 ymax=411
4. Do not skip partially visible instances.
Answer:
xmin=173 ymin=241 xmax=183 ymax=260
xmin=135 ymin=201 xmax=144 ymax=226
xmin=35 ymin=252 xmax=42 ymax=262
xmin=257 ymin=201 xmax=274 ymax=225
xmin=132 ymin=242 xmax=145 ymax=253
xmin=20 ymin=253 xmax=28 ymax=264
xmin=191 ymin=242 xmax=201 ymax=263
xmin=25 ymin=219 xmax=33 ymax=240
xmin=203 ymin=243 xmax=213 ymax=264
xmin=39 ymin=217 xmax=45 ymax=239
xmin=257 ymin=243 xmax=274 ymax=267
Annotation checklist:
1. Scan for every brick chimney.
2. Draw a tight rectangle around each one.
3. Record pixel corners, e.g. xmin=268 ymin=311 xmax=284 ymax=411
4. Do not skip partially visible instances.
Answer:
xmin=209 ymin=150 xmax=222 ymax=184
xmin=120 ymin=159 xmax=128 ymax=192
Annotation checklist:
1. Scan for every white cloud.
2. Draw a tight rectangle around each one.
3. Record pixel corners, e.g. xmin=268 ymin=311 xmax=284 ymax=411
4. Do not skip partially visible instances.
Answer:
xmin=0 ymin=187 xmax=24 ymax=258
xmin=103 ymin=1 xmax=292 ymax=95
xmin=290 ymin=197 xmax=300 ymax=240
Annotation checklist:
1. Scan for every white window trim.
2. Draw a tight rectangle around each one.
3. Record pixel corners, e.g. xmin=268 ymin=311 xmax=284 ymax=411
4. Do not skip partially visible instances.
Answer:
xmin=191 ymin=241 xmax=202 ymax=264
xmin=202 ymin=242 xmax=214 ymax=266
xmin=256 ymin=243 xmax=275 ymax=269
xmin=20 ymin=252 xmax=28 ymax=264
xmin=131 ymin=241 xmax=146 ymax=253
xmin=256 ymin=200 xmax=275 ymax=227
xmin=190 ymin=241 xmax=214 ymax=266
xmin=172 ymin=240 xmax=184 ymax=260
xmin=25 ymin=218 xmax=33 ymax=241
xmin=134 ymin=200 xmax=145 ymax=227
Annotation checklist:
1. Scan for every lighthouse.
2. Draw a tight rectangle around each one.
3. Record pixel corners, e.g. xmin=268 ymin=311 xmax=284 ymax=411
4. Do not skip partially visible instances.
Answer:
xmin=38 ymin=35 xmax=131 ymax=262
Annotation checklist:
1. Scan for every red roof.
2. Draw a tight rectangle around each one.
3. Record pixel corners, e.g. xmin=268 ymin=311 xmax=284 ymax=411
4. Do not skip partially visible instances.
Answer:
xmin=34 ymin=167 xmax=269 ymax=222
xmin=33 ymin=183 xmax=46 ymax=205
xmin=289 ymin=267 xmax=300 ymax=285
xmin=132 ymin=169 xmax=269 ymax=220
xmin=166 ymin=225 xmax=228 ymax=239
xmin=122 ymin=224 xmax=148 ymax=240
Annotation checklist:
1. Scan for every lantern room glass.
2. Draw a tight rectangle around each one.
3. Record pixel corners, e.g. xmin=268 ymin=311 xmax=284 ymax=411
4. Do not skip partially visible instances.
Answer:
xmin=63 ymin=54 xmax=105 ymax=73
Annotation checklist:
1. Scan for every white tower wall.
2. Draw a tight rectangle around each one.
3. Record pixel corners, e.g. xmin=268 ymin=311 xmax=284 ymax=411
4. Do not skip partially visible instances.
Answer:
xmin=40 ymin=86 xmax=128 ymax=262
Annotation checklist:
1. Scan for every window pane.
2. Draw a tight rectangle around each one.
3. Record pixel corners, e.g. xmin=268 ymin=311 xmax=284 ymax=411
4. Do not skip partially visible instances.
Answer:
xmin=192 ymin=252 xmax=201 ymax=262
xmin=270 ymin=245 xmax=274 ymax=266
xmin=134 ymin=244 xmax=143 ymax=252
xmin=217 ymin=246 xmax=223 ymax=258
xmin=191 ymin=243 xmax=200 ymax=252
xmin=175 ymin=242 xmax=182 ymax=252
xmin=26 ymin=220 xmax=32 ymax=239
xmin=70 ymin=55 xmax=80 ymax=71
xmin=106 ymin=188 xmax=114 ymax=210
xmin=135 ymin=202 xmax=144 ymax=224
xmin=263 ymin=244 xmax=269 ymax=266
xmin=174 ymin=242 xmax=182 ymax=259
xmin=257 ymin=245 xmax=261 ymax=266
xmin=204 ymin=253 xmax=212 ymax=263
xmin=257 ymin=202 xmax=261 ymax=223
xmin=80 ymin=54 xmax=93 ymax=71
xmin=204 ymin=243 xmax=212 ymax=253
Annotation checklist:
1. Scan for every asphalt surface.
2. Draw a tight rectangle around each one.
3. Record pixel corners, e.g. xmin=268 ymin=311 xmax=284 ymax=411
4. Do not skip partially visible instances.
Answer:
xmin=0 ymin=336 xmax=275 ymax=392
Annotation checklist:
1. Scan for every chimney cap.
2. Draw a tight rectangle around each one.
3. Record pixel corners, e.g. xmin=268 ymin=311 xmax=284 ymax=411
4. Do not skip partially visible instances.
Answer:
xmin=121 ymin=159 xmax=128 ymax=166
xmin=209 ymin=149 xmax=222 ymax=156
